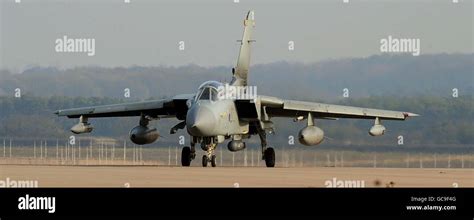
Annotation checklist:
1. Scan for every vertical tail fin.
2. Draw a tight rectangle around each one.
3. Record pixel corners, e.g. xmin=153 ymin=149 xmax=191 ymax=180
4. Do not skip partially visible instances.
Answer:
xmin=231 ymin=10 xmax=255 ymax=86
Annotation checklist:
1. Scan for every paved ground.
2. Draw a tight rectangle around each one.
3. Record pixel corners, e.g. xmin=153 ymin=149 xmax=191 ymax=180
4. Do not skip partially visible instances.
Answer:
xmin=0 ymin=165 xmax=472 ymax=187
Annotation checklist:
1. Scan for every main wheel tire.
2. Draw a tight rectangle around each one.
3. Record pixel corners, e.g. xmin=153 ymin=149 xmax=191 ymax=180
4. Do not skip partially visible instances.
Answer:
xmin=211 ymin=155 xmax=217 ymax=167
xmin=202 ymin=155 xmax=208 ymax=167
xmin=181 ymin=147 xmax=191 ymax=167
xmin=264 ymin=147 xmax=276 ymax=167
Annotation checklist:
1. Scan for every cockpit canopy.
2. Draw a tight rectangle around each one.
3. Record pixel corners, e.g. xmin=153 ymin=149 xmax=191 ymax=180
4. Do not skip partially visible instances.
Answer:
xmin=196 ymin=81 xmax=223 ymax=102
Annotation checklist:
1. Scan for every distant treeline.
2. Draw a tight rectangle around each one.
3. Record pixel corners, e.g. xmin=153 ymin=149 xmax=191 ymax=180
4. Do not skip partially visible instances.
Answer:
xmin=0 ymin=54 xmax=472 ymax=99
xmin=0 ymin=96 xmax=472 ymax=147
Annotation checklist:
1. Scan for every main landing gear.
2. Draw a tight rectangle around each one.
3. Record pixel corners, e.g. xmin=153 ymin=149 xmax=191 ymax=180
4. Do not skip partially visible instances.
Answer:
xmin=181 ymin=147 xmax=192 ymax=166
xmin=257 ymin=126 xmax=275 ymax=167
xmin=264 ymin=147 xmax=275 ymax=167
xmin=181 ymin=142 xmax=196 ymax=166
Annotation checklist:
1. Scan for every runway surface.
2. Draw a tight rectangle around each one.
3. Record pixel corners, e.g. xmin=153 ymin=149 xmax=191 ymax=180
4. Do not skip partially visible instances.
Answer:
xmin=1 ymin=165 xmax=472 ymax=187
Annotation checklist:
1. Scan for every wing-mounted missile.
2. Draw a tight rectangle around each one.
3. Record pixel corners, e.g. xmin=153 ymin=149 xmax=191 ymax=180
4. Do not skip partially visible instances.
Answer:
xmin=369 ymin=117 xmax=386 ymax=136
xmin=70 ymin=116 xmax=93 ymax=134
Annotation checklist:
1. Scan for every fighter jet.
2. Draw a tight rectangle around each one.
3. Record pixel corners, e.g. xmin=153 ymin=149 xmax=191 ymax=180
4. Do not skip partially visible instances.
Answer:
xmin=55 ymin=10 xmax=418 ymax=167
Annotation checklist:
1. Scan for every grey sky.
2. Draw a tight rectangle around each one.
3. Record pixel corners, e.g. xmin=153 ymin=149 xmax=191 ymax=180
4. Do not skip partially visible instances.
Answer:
xmin=0 ymin=0 xmax=472 ymax=71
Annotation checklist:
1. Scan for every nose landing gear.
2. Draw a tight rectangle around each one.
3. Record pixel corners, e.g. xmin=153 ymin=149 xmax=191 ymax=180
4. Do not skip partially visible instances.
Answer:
xmin=202 ymin=143 xmax=217 ymax=167
xmin=181 ymin=137 xmax=219 ymax=167
xmin=202 ymin=155 xmax=217 ymax=167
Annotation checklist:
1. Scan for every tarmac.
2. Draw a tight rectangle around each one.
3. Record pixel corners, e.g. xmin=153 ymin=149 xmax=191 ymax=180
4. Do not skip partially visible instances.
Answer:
xmin=1 ymin=165 xmax=472 ymax=187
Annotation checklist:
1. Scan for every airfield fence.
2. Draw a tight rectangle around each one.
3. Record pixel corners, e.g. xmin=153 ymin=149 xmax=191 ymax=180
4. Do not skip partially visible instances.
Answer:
xmin=0 ymin=138 xmax=473 ymax=168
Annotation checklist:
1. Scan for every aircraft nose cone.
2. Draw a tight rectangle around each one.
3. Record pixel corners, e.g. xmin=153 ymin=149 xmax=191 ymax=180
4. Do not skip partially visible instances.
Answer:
xmin=186 ymin=106 xmax=216 ymax=136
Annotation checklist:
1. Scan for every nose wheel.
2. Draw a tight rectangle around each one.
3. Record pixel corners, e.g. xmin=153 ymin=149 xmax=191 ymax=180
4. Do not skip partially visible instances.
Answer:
xmin=202 ymin=155 xmax=217 ymax=167
xmin=202 ymin=143 xmax=217 ymax=167
xmin=211 ymin=155 xmax=217 ymax=167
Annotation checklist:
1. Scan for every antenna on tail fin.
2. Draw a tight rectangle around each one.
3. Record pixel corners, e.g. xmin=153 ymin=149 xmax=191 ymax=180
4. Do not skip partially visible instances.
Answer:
xmin=231 ymin=10 xmax=255 ymax=86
